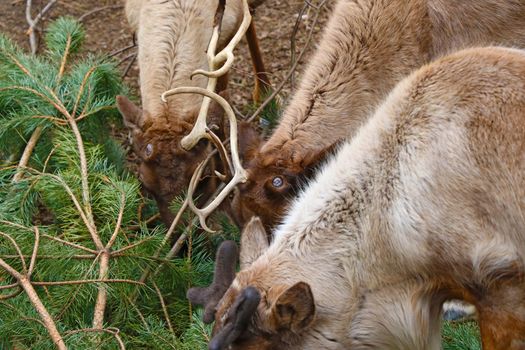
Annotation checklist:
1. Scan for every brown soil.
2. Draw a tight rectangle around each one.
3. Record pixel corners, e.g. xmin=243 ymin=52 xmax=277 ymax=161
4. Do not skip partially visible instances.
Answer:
xmin=1 ymin=0 xmax=331 ymax=110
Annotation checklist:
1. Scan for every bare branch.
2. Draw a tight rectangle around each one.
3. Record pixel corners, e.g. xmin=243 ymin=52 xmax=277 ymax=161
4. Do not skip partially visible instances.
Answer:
xmin=41 ymin=233 xmax=97 ymax=254
xmin=0 ymin=282 xmax=19 ymax=291
xmin=247 ymin=0 xmax=328 ymax=123
xmin=93 ymin=251 xmax=110 ymax=328
xmin=109 ymin=43 xmax=137 ymax=58
xmin=121 ymin=53 xmax=137 ymax=78
xmin=127 ymin=213 xmax=160 ymax=231
xmin=25 ymin=0 xmax=58 ymax=55
xmin=0 ymin=287 xmax=23 ymax=300
xmin=111 ymin=237 xmax=155 ymax=256
xmin=78 ymin=5 xmax=124 ymax=23
xmin=106 ymin=191 xmax=126 ymax=249
xmin=1 ymin=254 xmax=95 ymax=260
xmin=33 ymin=278 xmax=145 ymax=287
xmin=0 ymin=258 xmax=66 ymax=349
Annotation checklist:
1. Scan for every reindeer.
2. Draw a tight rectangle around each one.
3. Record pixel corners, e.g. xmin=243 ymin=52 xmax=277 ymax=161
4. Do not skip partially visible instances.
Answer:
xmin=116 ymin=0 xmax=270 ymax=226
xmin=189 ymin=47 xmax=525 ymax=349
xmin=231 ymin=0 xmax=525 ymax=231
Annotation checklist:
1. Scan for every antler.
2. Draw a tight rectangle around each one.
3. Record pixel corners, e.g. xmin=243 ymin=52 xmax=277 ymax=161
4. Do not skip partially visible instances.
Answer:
xmin=208 ymin=286 xmax=261 ymax=350
xmin=163 ymin=87 xmax=248 ymax=232
xmin=161 ymin=0 xmax=251 ymax=232
xmin=186 ymin=240 xmax=238 ymax=323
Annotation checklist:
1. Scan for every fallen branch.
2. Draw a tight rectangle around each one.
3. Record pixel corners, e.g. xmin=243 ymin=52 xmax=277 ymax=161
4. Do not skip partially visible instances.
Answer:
xmin=247 ymin=0 xmax=327 ymax=123
xmin=0 ymin=257 xmax=66 ymax=349
xmin=78 ymin=5 xmax=124 ymax=23
xmin=25 ymin=0 xmax=58 ymax=55
xmin=121 ymin=53 xmax=137 ymax=78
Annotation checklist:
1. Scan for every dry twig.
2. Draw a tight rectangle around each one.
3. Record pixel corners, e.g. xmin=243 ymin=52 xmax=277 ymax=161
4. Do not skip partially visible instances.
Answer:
xmin=247 ymin=0 xmax=327 ymax=123
xmin=78 ymin=5 xmax=124 ymax=23
xmin=25 ymin=0 xmax=58 ymax=55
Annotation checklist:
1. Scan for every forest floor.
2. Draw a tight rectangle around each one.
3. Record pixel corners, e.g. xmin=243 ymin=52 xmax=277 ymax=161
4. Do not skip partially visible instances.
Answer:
xmin=0 ymin=0 xmax=332 ymax=111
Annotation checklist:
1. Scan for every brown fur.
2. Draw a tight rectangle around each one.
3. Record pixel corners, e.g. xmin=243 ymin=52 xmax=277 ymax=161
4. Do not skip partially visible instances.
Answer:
xmin=233 ymin=0 xmax=525 ymax=231
xmin=211 ymin=47 xmax=525 ymax=349
xmin=118 ymin=0 xmax=266 ymax=226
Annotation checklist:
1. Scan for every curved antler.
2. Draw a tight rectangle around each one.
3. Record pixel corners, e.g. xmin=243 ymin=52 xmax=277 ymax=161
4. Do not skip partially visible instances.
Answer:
xmin=161 ymin=0 xmax=251 ymax=232
xmin=162 ymin=87 xmax=248 ymax=232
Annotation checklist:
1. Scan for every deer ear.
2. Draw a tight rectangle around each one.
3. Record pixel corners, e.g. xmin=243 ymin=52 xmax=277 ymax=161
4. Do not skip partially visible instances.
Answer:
xmin=272 ymin=282 xmax=315 ymax=333
xmin=300 ymin=142 xmax=339 ymax=175
xmin=240 ymin=217 xmax=269 ymax=269
xmin=238 ymin=120 xmax=263 ymax=163
xmin=116 ymin=95 xmax=143 ymax=135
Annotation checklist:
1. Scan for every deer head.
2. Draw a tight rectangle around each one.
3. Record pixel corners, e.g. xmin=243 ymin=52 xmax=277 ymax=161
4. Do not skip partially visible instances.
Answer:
xmin=188 ymin=217 xmax=317 ymax=350
xmin=117 ymin=94 xmax=227 ymax=225
xmin=231 ymin=124 xmax=338 ymax=231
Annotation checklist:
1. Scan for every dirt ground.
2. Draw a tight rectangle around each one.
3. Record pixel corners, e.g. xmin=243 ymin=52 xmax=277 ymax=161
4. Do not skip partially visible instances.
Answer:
xmin=0 ymin=0 xmax=332 ymax=111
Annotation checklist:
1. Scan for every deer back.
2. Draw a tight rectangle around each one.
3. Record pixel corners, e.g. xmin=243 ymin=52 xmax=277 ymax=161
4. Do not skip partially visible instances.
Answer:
xmin=205 ymin=47 xmax=525 ymax=349
xmin=235 ymin=0 xmax=525 ymax=231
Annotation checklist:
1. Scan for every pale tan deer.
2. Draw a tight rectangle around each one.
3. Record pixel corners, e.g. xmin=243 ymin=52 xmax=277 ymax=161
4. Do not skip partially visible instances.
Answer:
xmin=232 ymin=0 xmax=525 ymax=232
xmin=117 ymin=0 xmax=269 ymax=226
xmin=190 ymin=47 xmax=525 ymax=349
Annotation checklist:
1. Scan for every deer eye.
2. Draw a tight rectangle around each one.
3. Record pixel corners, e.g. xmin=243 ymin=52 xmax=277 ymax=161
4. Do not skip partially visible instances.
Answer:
xmin=272 ymin=176 xmax=284 ymax=188
xmin=145 ymin=143 xmax=153 ymax=157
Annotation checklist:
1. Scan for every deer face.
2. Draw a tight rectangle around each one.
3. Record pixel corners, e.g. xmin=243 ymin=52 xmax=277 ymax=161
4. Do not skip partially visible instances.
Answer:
xmin=116 ymin=95 xmax=221 ymax=226
xmin=231 ymin=157 xmax=301 ymax=232
xmin=232 ymin=123 xmax=337 ymax=231
xmin=212 ymin=275 xmax=316 ymax=350
xmin=187 ymin=218 xmax=316 ymax=350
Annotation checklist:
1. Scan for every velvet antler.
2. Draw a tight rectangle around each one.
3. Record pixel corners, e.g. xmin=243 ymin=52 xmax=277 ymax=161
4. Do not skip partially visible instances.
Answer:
xmin=208 ymin=286 xmax=261 ymax=350
xmin=187 ymin=240 xmax=238 ymax=323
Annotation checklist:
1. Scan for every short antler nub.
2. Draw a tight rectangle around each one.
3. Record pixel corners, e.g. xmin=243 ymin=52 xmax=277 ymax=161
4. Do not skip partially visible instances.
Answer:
xmin=208 ymin=286 xmax=261 ymax=350
xmin=186 ymin=240 xmax=238 ymax=323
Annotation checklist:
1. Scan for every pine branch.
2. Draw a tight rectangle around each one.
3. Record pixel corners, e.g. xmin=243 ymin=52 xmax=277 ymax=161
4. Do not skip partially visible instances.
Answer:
xmin=13 ymin=125 xmax=42 ymax=182
xmin=0 ymin=257 xmax=66 ymax=349
xmin=64 ymin=327 xmax=125 ymax=350
xmin=153 ymin=281 xmax=175 ymax=335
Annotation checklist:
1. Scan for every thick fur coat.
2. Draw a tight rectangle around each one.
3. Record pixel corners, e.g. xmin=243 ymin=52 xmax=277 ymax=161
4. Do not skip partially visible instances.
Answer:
xmin=214 ymin=47 xmax=525 ymax=349
xmin=117 ymin=0 xmax=247 ymax=225
xmin=234 ymin=0 xmax=525 ymax=230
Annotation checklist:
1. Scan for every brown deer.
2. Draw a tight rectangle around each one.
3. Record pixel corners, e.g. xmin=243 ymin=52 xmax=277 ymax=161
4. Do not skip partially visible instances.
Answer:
xmin=232 ymin=0 xmax=525 ymax=231
xmin=190 ymin=47 xmax=525 ymax=349
xmin=117 ymin=0 xmax=270 ymax=226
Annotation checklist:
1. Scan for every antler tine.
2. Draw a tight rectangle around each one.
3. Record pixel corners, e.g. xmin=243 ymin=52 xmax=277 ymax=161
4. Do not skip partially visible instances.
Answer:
xmin=206 ymin=128 xmax=233 ymax=180
xmin=161 ymin=0 xmax=251 ymax=232
xmin=161 ymin=0 xmax=252 ymax=152
xmin=192 ymin=0 xmax=251 ymax=79
xmin=162 ymin=87 xmax=248 ymax=233
xmin=187 ymin=240 xmax=239 ymax=324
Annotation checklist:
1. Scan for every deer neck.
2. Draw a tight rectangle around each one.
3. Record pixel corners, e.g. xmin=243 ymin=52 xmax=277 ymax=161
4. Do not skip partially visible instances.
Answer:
xmin=261 ymin=0 xmax=432 ymax=156
xmin=135 ymin=0 xmax=241 ymax=120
